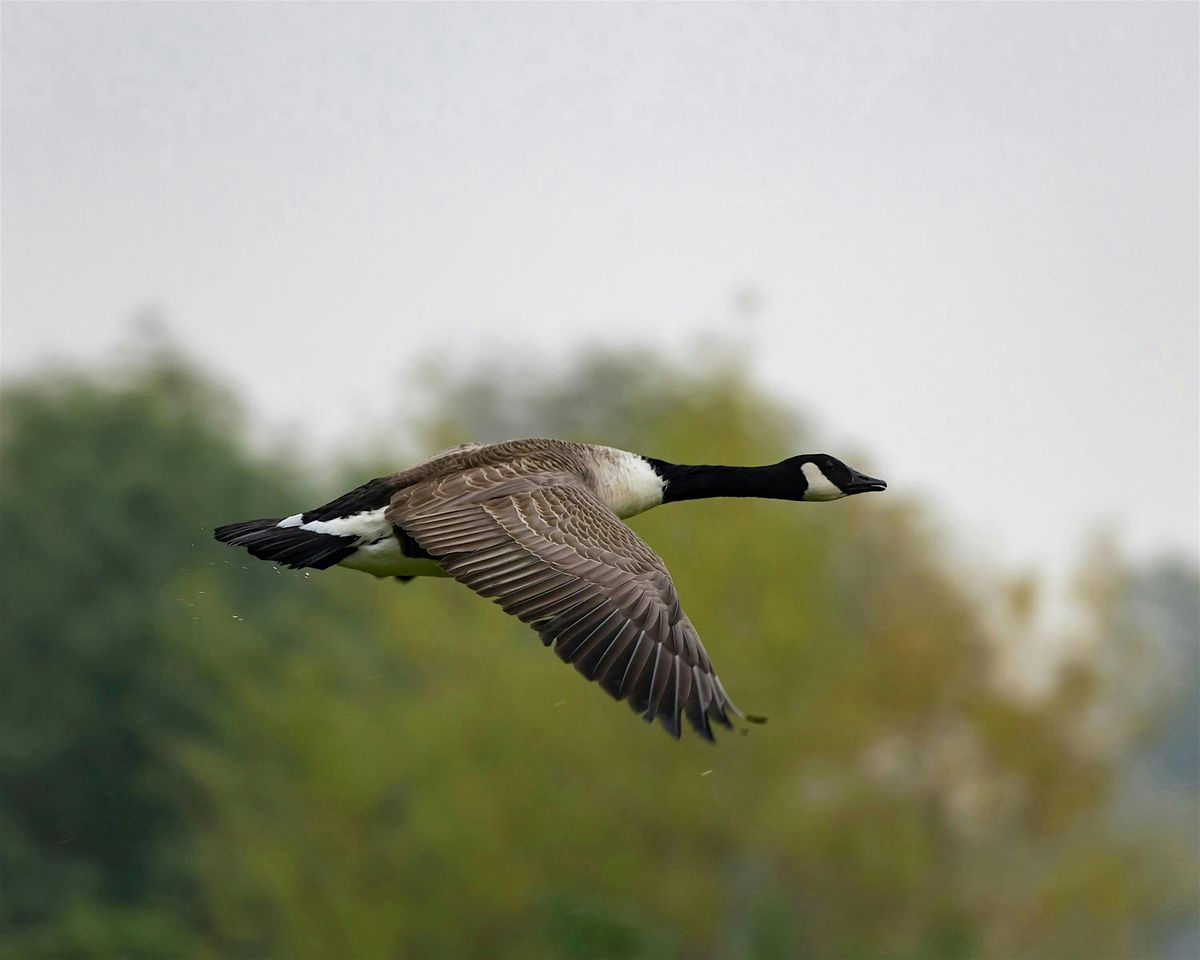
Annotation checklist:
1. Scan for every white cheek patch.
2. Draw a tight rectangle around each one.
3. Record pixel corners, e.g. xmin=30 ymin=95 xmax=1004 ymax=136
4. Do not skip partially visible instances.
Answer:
xmin=801 ymin=462 xmax=846 ymax=501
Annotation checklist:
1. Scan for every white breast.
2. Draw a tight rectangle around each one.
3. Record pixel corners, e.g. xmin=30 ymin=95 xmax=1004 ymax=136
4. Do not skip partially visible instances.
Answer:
xmin=587 ymin=447 xmax=665 ymax=518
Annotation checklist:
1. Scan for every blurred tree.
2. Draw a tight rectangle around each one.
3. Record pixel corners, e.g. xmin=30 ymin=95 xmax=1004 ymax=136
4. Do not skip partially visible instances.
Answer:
xmin=0 ymin=342 xmax=334 ymax=957
xmin=2 ymin=339 xmax=1194 ymax=959
xmin=1077 ymin=554 xmax=1200 ymax=960
xmin=175 ymin=343 xmax=1196 ymax=958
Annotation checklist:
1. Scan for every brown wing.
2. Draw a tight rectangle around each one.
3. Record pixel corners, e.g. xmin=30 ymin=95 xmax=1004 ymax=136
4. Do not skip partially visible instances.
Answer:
xmin=386 ymin=468 xmax=744 ymax=740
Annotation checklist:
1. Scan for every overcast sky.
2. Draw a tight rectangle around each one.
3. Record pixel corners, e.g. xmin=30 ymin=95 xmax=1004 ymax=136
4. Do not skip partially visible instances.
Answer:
xmin=3 ymin=2 xmax=1197 ymax=581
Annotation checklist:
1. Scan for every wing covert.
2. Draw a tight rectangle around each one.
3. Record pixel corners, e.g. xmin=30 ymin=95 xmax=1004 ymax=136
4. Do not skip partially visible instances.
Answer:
xmin=386 ymin=470 xmax=743 ymax=740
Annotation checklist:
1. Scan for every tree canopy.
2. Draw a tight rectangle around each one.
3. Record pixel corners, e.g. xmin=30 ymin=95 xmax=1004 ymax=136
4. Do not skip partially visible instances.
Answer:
xmin=1 ymin=341 xmax=1195 ymax=958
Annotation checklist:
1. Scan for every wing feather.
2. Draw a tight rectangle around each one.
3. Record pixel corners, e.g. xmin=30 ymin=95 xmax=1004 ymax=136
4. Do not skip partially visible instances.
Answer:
xmin=387 ymin=470 xmax=744 ymax=740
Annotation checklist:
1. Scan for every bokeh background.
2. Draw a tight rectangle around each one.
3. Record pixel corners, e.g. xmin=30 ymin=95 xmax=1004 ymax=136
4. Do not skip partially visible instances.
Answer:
xmin=2 ymin=4 xmax=1197 ymax=959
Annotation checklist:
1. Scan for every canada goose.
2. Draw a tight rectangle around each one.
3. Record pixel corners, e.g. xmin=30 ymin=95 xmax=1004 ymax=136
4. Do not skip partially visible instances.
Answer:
xmin=214 ymin=439 xmax=886 ymax=740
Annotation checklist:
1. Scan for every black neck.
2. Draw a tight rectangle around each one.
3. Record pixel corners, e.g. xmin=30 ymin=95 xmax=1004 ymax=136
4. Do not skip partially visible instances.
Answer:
xmin=645 ymin=459 xmax=802 ymax=504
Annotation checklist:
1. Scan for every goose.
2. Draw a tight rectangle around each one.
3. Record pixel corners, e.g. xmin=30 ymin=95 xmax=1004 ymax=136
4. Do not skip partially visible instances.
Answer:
xmin=214 ymin=439 xmax=886 ymax=741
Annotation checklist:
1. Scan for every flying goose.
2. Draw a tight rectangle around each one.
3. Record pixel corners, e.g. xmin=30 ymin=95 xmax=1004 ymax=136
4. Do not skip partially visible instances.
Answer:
xmin=214 ymin=439 xmax=886 ymax=741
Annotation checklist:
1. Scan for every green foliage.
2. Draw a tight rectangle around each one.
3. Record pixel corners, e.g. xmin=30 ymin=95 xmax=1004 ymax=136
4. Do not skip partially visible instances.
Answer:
xmin=0 ymin=345 xmax=331 ymax=956
xmin=1 ymin=339 xmax=1195 ymax=958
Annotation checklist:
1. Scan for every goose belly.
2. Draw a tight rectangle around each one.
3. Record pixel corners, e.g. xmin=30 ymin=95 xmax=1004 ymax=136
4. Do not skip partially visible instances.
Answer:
xmin=338 ymin=536 xmax=449 ymax=578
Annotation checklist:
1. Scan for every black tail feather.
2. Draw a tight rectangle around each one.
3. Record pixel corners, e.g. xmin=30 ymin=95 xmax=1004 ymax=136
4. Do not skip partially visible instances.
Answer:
xmin=213 ymin=518 xmax=357 ymax=570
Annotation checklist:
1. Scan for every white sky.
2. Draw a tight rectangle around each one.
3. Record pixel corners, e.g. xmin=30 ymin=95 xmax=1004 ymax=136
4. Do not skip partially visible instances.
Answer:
xmin=3 ymin=2 xmax=1197 ymax=581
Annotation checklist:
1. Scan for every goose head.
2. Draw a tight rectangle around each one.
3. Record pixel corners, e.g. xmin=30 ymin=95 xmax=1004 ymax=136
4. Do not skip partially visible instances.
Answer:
xmin=787 ymin=454 xmax=887 ymax=501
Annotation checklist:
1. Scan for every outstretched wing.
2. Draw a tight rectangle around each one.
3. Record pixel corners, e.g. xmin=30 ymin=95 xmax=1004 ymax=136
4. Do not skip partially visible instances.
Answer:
xmin=386 ymin=469 xmax=745 ymax=740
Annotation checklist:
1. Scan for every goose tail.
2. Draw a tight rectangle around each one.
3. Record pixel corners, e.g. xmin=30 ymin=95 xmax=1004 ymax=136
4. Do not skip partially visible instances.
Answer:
xmin=213 ymin=518 xmax=357 ymax=570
